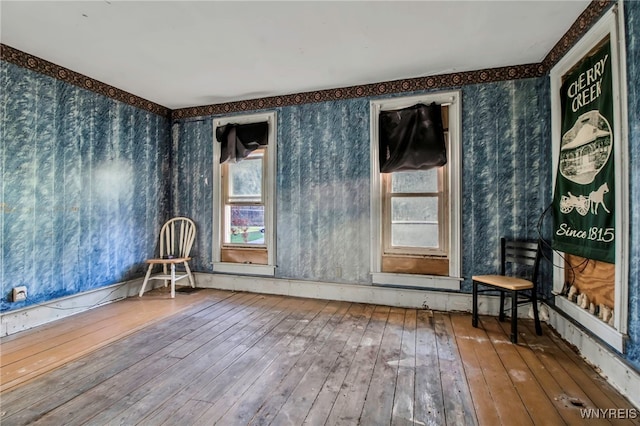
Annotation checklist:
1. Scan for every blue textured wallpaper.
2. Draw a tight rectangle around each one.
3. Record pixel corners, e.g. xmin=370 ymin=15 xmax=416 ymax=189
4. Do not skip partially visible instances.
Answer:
xmin=171 ymin=101 xmax=372 ymax=283
xmin=623 ymin=0 xmax=640 ymax=370
xmin=1 ymin=61 xmax=170 ymax=312
xmin=172 ymin=78 xmax=551 ymax=290
xmin=461 ymin=78 xmax=552 ymax=293
xmin=170 ymin=119 xmax=214 ymax=272
xmin=277 ymin=100 xmax=371 ymax=283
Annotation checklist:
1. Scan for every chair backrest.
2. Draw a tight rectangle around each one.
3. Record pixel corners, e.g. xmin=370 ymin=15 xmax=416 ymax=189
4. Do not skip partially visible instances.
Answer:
xmin=500 ymin=238 xmax=541 ymax=285
xmin=159 ymin=217 xmax=196 ymax=258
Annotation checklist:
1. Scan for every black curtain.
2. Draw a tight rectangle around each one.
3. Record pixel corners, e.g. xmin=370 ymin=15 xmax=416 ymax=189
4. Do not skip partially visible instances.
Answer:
xmin=216 ymin=121 xmax=269 ymax=163
xmin=379 ymin=102 xmax=446 ymax=173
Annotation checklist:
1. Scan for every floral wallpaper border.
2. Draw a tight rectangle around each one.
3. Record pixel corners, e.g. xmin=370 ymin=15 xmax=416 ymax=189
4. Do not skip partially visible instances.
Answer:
xmin=171 ymin=63 xmax=544 ymax=119
xmin=0 ymin=44 xmax=170 ymax=118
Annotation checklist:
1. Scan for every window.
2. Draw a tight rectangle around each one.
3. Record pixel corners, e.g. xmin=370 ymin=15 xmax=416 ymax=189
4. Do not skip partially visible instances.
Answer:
xmin=213 ymin=111 xmax=276 ymax=276
xmin=222 ymin=149 xmax=265 ymax=246
xmin=370 ymin=92 xmax=461 ymax=289
xmin=383 ymin=159 xmax=448 ymax=256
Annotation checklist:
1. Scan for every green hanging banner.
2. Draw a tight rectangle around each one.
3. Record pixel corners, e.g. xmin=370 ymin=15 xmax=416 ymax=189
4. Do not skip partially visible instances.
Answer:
xmin=552 ymin=39 xmax=615 ymax=264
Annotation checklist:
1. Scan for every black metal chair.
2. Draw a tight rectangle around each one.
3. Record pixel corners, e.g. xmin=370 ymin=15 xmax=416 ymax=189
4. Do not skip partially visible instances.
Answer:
xmin=472 ymin=238 xmax=543 ymax=343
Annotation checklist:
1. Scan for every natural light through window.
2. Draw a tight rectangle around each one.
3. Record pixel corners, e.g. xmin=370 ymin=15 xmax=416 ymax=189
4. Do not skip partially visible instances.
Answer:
xmin=213 ymin=111 xmax=277 ymax=276
xmin=223 ymin=150 xmax=266 ymax=246
xmin=383 ymin=156 xmax=447 ymax=256
xmin=370 ymin=92 xmax=461 ymax=289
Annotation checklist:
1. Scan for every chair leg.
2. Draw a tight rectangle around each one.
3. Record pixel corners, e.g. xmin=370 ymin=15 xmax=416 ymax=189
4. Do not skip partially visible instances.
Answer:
xmin=499 ymin=291 xmax=506 ymax=322
xmin=472 ymin=281 xmax=478 ymax=328
xmin=162 ymin=264 xmax=169 ymax=288
xmin=139 ymin=264 xmax=154 ymax=297
xmin=170 ymin=264 xmax=176 ymax=298
xmin=511 ymin=290 xmax=518 ymax=343
xmin=184 ymin=261 xmax=195 ymax=288
xmin=531 ymin=290 xmax=542 ymax=336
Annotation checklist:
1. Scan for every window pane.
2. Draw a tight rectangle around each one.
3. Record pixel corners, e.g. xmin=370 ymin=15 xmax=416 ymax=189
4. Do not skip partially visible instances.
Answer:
xmin=391 ymin=169 xmax=438 ymax=193
xmin=391 ymin=197 xmax=439 ymax=248
xmin=224 ymin=205 xmax=265 ymax=245
xmin=229 ymin=157 xmax=262 ymax=199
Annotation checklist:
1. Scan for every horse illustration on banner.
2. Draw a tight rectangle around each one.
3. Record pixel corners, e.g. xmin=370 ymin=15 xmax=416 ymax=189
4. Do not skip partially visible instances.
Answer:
xmin=589 ymin=182 xmax=610 ymax=215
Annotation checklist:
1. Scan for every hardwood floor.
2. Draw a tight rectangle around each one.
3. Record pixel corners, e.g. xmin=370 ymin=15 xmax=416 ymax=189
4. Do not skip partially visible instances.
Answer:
xmin=0 ymin=288 xmax=637 ymax=425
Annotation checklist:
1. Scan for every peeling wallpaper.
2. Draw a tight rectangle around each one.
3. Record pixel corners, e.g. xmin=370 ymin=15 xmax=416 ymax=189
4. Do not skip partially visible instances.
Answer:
xmin=0 ymin=61 xmax=170 ymax=311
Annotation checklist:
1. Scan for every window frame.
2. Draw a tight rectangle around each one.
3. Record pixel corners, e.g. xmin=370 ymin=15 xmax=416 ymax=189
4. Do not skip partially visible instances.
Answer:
xmin=221 ymin=149 xmax=267 ymax=248
xmin=370 ymin=92 xmax=461 ymax=290
xmin=381 ymin=144 xmax=449 ymax=257
xmin=213 ymin=111 xmax=277 ymax=276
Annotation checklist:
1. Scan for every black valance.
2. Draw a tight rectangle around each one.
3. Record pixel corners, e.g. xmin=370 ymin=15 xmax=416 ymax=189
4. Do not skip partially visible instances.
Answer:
xmin=379 ymin=102 xmax=446 ymax=173
xmin=216 ymin=121 xmax=269 ymax=163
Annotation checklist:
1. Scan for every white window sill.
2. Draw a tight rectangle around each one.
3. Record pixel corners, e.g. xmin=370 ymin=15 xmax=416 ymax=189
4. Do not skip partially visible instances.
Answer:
xmin=213 ymin=262 xmax=275 ymax=277
xmin=372 ymin=272 xmax=461 ymax=290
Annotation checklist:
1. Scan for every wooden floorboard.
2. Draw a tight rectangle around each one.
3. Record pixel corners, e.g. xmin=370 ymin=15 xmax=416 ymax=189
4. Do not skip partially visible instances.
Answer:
xmin=272 ymin=302 xmax=363 ymax=426
xmin=359 ymin=307 xmax=404 ymax=426
xmin=45 ymin=292 xmax=268 ymax=426
xmin=324 ymin=305 xmax=390 ymax=425
xmin=180 ymin=298 xmax=332 ymax=425
xmin=182 ymin=299 xmax=329 ymax=424
xmin=0 ymin=288 xmax=233 ymax=392
xmin=216 ymin=299 xmax=339 ymax=426
xmin=2 ymin=291 xmax=261 ymax=426
xmin=483 ymin=316 xmax=563 ymax=425
xmin=450 ymin=314 xmax=503 ymax=426
xmin=91 ymin=294 xmax=299 ymax=425
xmin=1 ymin=289 xmax=638 ymax=426
xmin=0 ymin=293 xmax=233 ymax=409
xmin=300 ymin=303 xmax=375 ymax=426
xmin=504 ymin=325 xmax=591 ymax=425
xmin=413 ymin=310 xmax=446 ymax=425
xmin=390 ymin=308 xmax=416 ymax=426
xmin=245 ymin=302 xmax=352 ymax=425
xmin=469 ymin=315 xmax=535 ymax=426
xmin=433 ymin=312 xmax=477 ymax=426
xmin=527 ymin=320 xmax=639 ymax=414
xmin=518 ymin=321 xmax=634 ymax=426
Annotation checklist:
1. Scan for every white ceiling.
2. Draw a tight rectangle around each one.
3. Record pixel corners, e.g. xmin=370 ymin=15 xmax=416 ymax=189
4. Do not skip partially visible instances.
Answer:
xmin=1 ymin=1 xmax=590 ymax=110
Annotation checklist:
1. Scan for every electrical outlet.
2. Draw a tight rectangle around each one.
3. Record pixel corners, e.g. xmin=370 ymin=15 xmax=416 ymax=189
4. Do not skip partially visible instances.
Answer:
xmin=12 ymin=286 xmax=27 ymax=302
